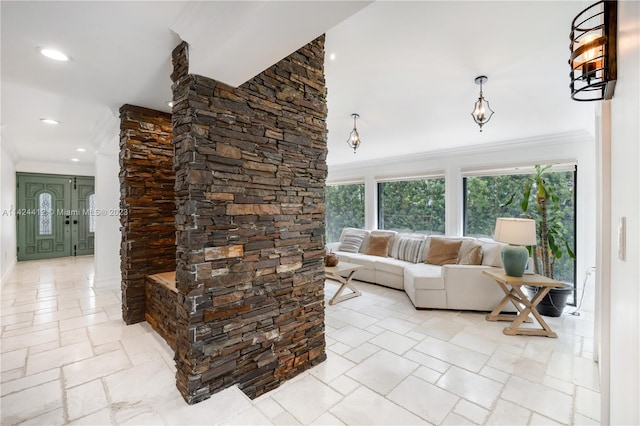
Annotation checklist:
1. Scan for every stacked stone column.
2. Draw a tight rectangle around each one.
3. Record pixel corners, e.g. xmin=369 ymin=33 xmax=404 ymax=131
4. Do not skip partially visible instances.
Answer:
xmin=119 ymin=105 xmax=176 ymax=325
xmin=171 ymin=37 xmax=328 ymax=403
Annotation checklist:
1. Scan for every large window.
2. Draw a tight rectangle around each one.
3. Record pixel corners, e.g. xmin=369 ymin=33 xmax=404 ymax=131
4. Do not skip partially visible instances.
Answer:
xmin=325 ymin=183 xmax=365 ymax=243
xmin=378 ymin=178 xmax=445 ymax=235
xmin=464 ymin=166 xmax=576 ymax=302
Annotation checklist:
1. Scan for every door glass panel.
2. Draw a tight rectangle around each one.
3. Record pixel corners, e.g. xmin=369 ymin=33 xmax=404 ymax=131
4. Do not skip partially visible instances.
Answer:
xmin=38 ymin=192 xmax=53 ymax=235
xmin=89 ymin=193 xmax=96 ymax=233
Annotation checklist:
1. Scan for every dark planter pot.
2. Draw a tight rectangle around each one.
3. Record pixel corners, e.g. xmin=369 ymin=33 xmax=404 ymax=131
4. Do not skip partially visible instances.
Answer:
xmin=525 ymin=283 xmax=574 ymax=317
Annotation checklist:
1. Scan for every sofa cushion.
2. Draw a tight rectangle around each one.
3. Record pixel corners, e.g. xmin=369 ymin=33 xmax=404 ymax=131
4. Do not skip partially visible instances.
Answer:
xmin=458 ymin=240 xmax=483 ymax=265
xmin=366 ymin=234 xmax=393 ymax=257
xmin=478 ymin=238 xmax=504 ymax=267
xmin=426 ymin=237 xmax=462 ymax=265
xmin=375 ymin=257 xmax=411 ymax=275
xmin=338 ymin=228 xmax=368 ymax=253
xmin=404 ymin=263 xmax=445 ymax=290
xmin=346 ymin=253 xmax=378 ymax=270
xmin=391 ymin=234 xmax=426 ymax=263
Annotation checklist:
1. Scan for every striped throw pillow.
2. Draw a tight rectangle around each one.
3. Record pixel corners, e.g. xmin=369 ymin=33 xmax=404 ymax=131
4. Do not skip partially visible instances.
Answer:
xmin=391 ymin=235 xmax=426 ymax=263
xmin=338 ymin=230 xmax=367 ymax=253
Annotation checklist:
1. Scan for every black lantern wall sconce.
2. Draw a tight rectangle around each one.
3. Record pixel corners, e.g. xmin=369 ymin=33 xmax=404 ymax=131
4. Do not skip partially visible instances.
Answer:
xmin=569 ymin=0 xmax=617 ymax=101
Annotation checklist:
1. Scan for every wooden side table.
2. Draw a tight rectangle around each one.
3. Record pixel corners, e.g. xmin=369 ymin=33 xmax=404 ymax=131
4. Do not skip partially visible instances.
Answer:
xmin=325 ymin=261 xmax=363 ymax=305
xmin=482 ymin=269 xmax=565 ymax=338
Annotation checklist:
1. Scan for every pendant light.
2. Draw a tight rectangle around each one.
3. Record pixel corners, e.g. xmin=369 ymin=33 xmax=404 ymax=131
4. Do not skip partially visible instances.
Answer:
xmin=346 ymin=113 xmax=361 ymax=153
xmin=471 ymin=76 xmax=494 ymax=132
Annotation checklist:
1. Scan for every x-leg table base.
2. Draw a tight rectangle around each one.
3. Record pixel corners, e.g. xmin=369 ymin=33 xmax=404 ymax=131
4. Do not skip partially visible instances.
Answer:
xmin=483 ymin=270 xmax=564 ymax=338
xmin=325 ymin=262 xmax=364 ymax=305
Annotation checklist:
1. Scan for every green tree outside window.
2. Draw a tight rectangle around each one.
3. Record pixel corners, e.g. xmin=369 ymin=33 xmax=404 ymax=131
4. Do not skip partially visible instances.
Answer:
xmin=325 ymin=183 xmax=365 ymax=243
xmin=464 ymin=169 xmax=576 ymax=287
xmin=378 ymin=178 xmax=446 ymax=235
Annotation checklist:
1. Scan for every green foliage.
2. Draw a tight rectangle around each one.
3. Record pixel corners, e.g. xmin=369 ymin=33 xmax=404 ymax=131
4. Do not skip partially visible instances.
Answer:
xmin=464 ymin=174 xmax=532 ymax=238
xmin=508 ymin=165 xmax=576 ymax=280
xmin=324 ymin=167 xmax=576 ymax=285
xmin=325 ymin=184 xmax=365 ymax=243
xmin=500 ymin=165 xmax=576 ymax=282
xmin=378 ymin=179 xmax=446 ymax=235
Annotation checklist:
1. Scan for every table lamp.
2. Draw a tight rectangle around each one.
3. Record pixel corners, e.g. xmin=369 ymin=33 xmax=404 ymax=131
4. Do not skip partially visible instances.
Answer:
xmin=493 ymin=218 xmax=537 ymax=277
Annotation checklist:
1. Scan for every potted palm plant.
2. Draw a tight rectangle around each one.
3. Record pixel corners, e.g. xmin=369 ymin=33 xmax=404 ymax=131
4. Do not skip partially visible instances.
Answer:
xmin=504 ymin=165 xmax=576 ymax=316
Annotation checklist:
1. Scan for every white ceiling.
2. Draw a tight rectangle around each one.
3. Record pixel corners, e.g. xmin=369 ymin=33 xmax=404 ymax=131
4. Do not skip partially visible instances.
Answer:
xmin=1 ymin=1 xmax=595 ymax=169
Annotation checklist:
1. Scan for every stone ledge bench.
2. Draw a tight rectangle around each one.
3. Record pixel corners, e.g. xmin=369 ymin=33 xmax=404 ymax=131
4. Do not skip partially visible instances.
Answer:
xmin=145 ymin=271 xmax=177 ymax=351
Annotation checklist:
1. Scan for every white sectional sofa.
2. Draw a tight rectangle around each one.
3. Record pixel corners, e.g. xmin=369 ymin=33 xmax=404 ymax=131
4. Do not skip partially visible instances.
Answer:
xmin=326 ymin=228 xmax=514 ymax=312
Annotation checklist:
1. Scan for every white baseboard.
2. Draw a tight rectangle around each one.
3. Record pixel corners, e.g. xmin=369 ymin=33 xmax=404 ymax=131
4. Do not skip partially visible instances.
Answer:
xmin=1 ymin=256 xmax=17 ymax=288
xmin=94 ymin=275 xmax=121 ymax=287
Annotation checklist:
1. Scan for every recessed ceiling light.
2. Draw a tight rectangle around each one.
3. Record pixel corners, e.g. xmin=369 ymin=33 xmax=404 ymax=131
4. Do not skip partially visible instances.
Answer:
xmin=40 ymin=118 xmax=60 ymax=125
xmin=71 ymin=158 xmax=80 ymax=162
xmin=166 ymin=101 xmax=174 ymax=108
xmin=38 ymin=47 xmax=70 ymax=62
xmin=329 ymin=53 xmax=337 ymax=61
xmin=76 ymin=148 xmax=86 ymax=152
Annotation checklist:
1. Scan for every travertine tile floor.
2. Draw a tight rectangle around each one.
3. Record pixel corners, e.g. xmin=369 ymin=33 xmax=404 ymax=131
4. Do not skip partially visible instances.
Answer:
xmin=1 ymin=257 xmax=600 ymax=425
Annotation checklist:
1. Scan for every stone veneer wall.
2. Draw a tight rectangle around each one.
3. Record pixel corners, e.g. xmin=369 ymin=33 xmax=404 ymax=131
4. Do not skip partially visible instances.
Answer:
xmin=120 ymin=105 xmax=176 ymax=324
xmin=170 ymin=36 xmax=328 ymax=403
xmin=145 ymin=272 xmax=178 ymax=350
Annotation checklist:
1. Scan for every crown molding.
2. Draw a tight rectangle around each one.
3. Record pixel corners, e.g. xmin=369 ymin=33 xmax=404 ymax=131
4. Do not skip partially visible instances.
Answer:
xmin=328 ymin=130 xmax=593 ymax=174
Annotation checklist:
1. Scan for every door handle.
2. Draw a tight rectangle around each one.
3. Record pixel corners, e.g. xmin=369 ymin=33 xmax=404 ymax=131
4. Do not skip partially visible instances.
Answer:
xmin=73 ymin=220 xmax=78 ymax=225
xmin=65 ymin=220 xmax=70 ymax=225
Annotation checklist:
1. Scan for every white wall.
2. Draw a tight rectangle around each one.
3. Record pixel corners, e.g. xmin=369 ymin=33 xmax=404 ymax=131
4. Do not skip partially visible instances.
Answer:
xmin=328 ymin=132 xmax=597 ymax=290
xmin=595 ymin=100 xmax=612 ymax=422
xmin=606 ymin=1 xmax=640 ymax=423
xmin=1 ymin=141 xmax=17 ymax=284
xmin=94 ymin=152 xmax=121 ymax=284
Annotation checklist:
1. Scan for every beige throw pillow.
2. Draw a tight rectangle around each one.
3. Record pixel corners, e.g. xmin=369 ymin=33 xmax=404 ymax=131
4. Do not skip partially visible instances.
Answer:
xmin=426 ymin=238 xmax=462 ymax=265
xmin=366 ymin=234 xmax=392 ymax=257
xmin=458 ymin=244 xmax=483 ymax=265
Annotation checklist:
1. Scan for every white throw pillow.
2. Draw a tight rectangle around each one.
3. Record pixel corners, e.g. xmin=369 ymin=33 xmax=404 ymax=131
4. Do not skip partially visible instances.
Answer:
xmin=478 ymin=238 xmax=504 ymax=268
xmin=391 ymin=234 xmax=426 ymax=263
xmin=338 ymin=228 xmax=368 ymax=253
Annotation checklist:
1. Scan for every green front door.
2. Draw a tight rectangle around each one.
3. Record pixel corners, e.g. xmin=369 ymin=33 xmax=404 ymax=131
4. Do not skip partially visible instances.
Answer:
xmin=74 ymin=177 xmax=95 ymax=256
xmin=17 ymin=173 xmax=95 ymax=261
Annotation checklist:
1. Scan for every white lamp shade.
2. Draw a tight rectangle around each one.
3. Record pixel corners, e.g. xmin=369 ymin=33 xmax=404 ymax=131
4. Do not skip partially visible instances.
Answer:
xmin=494 ymin=218 xmax=537 ymax=245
